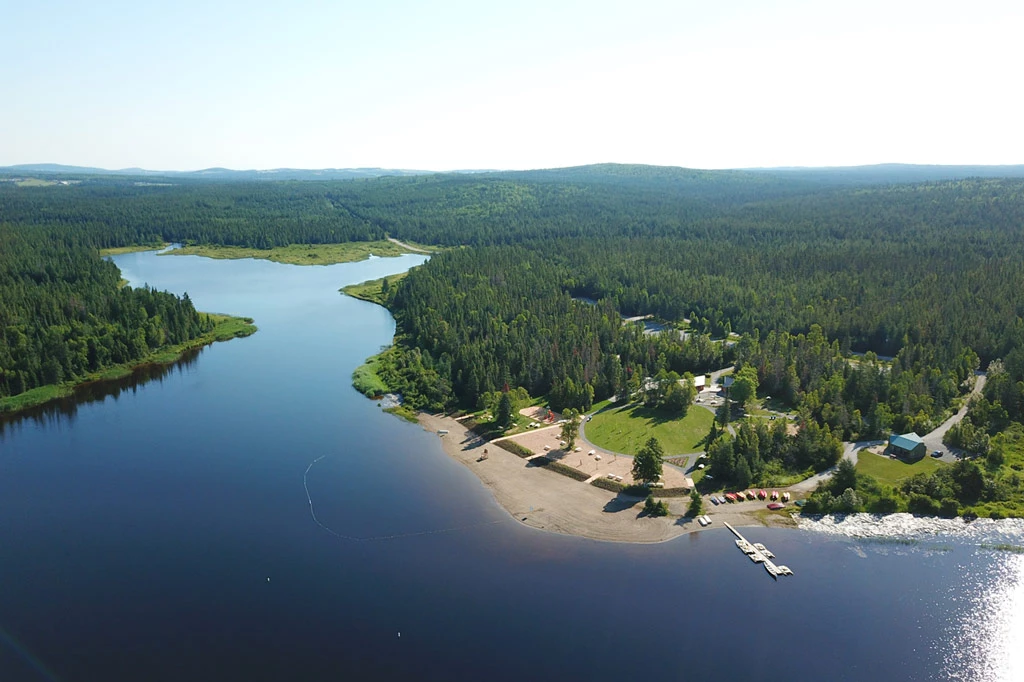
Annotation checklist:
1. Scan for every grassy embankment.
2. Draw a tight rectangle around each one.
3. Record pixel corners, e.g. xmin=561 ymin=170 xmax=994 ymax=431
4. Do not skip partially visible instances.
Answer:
xmin=0 ymin=313 xmax=257 ymax=415
xmin=341 ymin=272 xmax=409 ymax=305
xmin=99 ymin=244 xmax=170 ymax=257
xmin=586 ymin=403 xmax=713 ymax=455
xmin=855 ymin=450 xmax=946 ymax=486
xmin=165 ymin=240 xmax=434 ymax=266
xmin=347 ymin=277 xmax=399 ymax=399
xmin=345 ymin=273 xmax=426 ymax=422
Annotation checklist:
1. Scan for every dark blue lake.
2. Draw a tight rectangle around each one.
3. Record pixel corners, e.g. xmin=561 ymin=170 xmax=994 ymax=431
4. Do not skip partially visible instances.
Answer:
xmin=1 ymin=251 xmax=1021 ymax=681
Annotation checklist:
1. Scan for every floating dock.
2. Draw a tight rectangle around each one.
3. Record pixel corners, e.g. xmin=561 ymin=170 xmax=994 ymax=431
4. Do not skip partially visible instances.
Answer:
xmin=724 ymin=522 xmax=793 ymax=579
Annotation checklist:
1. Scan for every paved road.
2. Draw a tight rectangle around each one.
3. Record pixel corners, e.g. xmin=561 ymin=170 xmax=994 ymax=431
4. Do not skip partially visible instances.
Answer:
xmin=789 ymin=373 xmax=985 ymax=491
xmin=789 ymin=439 xmax=884 ymax=492
xmin=709 ymin=365 xmax=734 ymax=384
xmin=923 ymin=372 xmax=986 ymax=462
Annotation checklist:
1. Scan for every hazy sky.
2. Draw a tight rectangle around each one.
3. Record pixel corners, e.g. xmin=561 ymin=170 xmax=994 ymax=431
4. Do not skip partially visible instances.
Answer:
xmin=3 ymin=0 xmax=1022 ymax=171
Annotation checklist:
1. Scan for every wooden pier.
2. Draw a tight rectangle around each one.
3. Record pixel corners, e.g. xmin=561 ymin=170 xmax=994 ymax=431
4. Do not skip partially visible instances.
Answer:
xmin=723 ymin=522 xmax=793 ymax=579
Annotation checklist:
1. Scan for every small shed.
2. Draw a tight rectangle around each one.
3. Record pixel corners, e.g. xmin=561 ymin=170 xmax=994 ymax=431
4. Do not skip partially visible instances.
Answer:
xmin=693 ymin=375 xmax=707 ymax=389
xmin=888 ymin=432 xmax=926 ymax=460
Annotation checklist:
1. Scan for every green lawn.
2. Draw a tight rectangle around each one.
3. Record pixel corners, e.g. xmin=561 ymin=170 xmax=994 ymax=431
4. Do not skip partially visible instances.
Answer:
xmin=856 ymin=450 xmax=946 ymax=486
xmin=585 ymin=403 xmax=713 ymax=455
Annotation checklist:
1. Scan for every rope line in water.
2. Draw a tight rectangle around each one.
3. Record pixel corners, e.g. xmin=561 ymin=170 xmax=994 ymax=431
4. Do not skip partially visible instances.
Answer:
xmin=303 ymin=455 xmax=504 ymax=542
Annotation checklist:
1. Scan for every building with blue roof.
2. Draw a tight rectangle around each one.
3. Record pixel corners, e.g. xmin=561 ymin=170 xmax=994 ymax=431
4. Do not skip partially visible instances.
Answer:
xmin=888 ymin=432 xmax=926 ymax=460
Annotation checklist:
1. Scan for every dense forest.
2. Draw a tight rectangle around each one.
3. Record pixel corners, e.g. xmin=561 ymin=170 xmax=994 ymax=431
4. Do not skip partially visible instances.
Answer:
xmin=4 ymin=166 xmax=1024 ymax=463
xmin=0 ymin=221 xmax=212 ymax=401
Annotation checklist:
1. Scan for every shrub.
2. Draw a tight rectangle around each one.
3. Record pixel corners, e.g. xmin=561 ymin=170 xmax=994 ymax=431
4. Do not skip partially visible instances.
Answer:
xmin=644 ymin=495 xmax=669 ymax=517
xmin=527 ymin=456 xmax=589 ymax=481
xmin=867 ymin=496 xmax=899 ymax=514
xmin=592 ymin=477 xmax=626 ymax=493
xmin=495 ymin=440 xmax=534 ymax=458
xmin=686 ymin=489 xmax=704 ymax=517
xmin=908 ymin=493 xmax=941 ymax=515
xmin=939 ymin=498 xmax=960 ymax=518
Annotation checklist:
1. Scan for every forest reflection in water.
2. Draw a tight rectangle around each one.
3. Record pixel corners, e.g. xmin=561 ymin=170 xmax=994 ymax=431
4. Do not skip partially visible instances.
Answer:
xmin=0 ymin=348 xmax=203 ymax=438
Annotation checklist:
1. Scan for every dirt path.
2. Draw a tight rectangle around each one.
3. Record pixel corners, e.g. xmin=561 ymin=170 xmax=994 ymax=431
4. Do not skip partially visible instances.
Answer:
xmin=386 ymin=237 xmax=432 ymax=254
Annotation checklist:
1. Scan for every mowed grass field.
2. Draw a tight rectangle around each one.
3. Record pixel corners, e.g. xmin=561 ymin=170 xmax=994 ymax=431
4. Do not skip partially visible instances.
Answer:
xmin=585 ymin=403 xmax=713 ymax=455
xmin=856 ymin=449 xmax=946 ymax=486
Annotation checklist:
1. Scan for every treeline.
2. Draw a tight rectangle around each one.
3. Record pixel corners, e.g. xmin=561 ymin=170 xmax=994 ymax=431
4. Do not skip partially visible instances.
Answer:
xmin=0 ymin=223 xmax=212 ymax=400
xmin=945 ymin=350 xmax=1024 ymax=455
xmin=734 ymin=328 xmax=979 ymax=440
xmin=707 ymin=419 xmax=844 ymax=487
xmin=385 ymin=246 xmax=733 ymax=412
xmin=7 ymin=172 xmax=1024 ymax=364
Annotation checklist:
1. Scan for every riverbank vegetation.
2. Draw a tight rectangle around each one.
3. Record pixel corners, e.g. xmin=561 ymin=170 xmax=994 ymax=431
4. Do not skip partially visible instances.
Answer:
xmin=341 ymin=273 xmax=408 ymax=306
xmin=0 ymin=312 xmax=255 ymax=414
xmin=0 ymin=226 xmax=239 ymax=405
xmin=801 ymin=431 xmax=1024 ymax=518
xmin=99 ymin=243 xmax=169 ymax=256
xmin=167 ymin=241 xmax=415 ymax=265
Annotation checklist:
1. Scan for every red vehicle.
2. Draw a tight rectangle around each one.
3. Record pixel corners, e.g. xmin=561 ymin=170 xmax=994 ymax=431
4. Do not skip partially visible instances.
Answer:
xmin=725 ymin=493 xmax=737 ymax=502
xmin=745 ymin=490 xmax=756 ymax=500
xmin=767 ymin=502 xmax=785 ymax=510
xmin=770 ymin=490 xmax=779 ymax=501
xmin=758 ymin=489 xmax=768 ymax=500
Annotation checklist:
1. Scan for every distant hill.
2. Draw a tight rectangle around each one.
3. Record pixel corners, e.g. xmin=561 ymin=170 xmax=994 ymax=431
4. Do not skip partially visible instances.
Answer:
xmin=4 ymin=161 xmax=1024 ymax=186
xmin=0 ymin=164 xmax=435 ymax=181
xmin=499 ymin=162 xmax=1024 ymax=187
xmin=745 ymin=162 xmax=1024 ymax=185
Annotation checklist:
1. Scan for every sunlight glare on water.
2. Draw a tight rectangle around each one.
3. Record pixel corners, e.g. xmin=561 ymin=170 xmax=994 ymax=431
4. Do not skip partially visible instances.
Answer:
xmin=945 ymin=553 xmax=1024 ymax=681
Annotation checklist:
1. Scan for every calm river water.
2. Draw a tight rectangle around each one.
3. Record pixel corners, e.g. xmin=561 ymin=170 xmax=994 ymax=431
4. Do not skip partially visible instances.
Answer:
xmin=1 ymin=251 xmax=1022 ymax=681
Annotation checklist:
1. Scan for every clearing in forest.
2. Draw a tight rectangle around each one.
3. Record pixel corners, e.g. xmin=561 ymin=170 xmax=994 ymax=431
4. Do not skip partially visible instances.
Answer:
xmin=585 ymin=403 xmax=713 ymax=455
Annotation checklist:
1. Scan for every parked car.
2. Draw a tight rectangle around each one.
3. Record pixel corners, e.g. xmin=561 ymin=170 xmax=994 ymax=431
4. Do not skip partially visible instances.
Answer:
xmin=931 ymin=450 xmax=943 ymax=458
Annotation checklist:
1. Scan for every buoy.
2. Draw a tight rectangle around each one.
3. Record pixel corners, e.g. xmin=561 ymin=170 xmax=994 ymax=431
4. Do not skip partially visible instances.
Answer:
xmin=267 ymin=577 xmax=270 ymax=582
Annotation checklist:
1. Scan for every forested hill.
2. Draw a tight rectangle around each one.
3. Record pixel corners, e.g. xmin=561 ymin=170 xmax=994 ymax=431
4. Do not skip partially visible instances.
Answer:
xmin=4 ymin=163 xmax=1024 ymax=419
xmin=6 ymin=163 xmax=1024 ymax=250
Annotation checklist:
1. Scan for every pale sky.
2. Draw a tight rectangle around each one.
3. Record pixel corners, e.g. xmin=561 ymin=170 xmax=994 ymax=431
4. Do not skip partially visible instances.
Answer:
xmin=3 ymin=0 xmax=1022 ymax=171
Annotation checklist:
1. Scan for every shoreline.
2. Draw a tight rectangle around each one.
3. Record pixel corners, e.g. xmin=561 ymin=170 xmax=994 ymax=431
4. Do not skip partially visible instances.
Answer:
xmin=418 ymin=412 xmax=797 ymax=544
xmin=0 ymin=313 xmax=256 ymax=416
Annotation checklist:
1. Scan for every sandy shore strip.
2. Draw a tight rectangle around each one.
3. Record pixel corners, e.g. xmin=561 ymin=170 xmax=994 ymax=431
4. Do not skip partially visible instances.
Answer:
xmin=419 ymin=412 xmax=796 ymax=544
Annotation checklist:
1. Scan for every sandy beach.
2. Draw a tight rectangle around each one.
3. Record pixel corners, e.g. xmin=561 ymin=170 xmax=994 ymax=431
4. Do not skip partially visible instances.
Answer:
xmin=419 ymin=412 xmax=797 ymax=544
